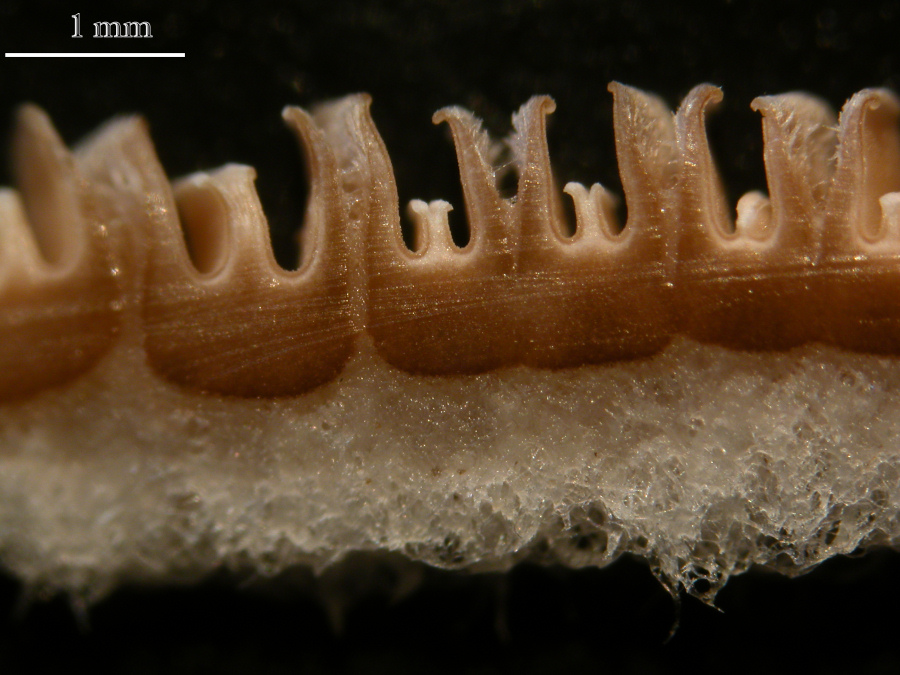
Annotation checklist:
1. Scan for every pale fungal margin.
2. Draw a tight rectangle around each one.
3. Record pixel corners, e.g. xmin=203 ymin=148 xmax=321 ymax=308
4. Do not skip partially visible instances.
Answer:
xmin=2 ymin=83 xmax=900 ymax=603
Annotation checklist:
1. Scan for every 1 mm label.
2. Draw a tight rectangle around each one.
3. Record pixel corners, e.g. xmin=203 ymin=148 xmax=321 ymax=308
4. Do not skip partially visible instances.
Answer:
xmin=72 ymin=13 xmax=153 ymax=38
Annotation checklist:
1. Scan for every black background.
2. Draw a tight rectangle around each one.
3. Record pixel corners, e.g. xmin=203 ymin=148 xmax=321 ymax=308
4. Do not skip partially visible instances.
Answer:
xmin=1 ymin=1 xmax=900 ymax=672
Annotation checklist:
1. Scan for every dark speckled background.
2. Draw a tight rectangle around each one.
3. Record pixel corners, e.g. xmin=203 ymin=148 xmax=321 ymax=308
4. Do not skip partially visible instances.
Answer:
xmin=1 ymin=0 xmax=900 ymax=672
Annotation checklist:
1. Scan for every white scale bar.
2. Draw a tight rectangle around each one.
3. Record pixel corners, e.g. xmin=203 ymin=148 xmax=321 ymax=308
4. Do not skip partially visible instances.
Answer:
xmin=5 ymin=53 xmax=185 ymax=58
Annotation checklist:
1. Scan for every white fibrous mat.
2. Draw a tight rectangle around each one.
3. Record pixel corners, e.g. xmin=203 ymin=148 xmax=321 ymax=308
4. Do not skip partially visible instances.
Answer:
xmin=1 ymin=337 xmax=899 ymax=602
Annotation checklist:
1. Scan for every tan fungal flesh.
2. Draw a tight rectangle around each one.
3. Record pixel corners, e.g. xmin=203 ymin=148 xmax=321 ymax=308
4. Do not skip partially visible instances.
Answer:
xmin=3 ymin=84 xmax=900 ymax=399
xmin=0 ymin=106 xmax=119 ymax=401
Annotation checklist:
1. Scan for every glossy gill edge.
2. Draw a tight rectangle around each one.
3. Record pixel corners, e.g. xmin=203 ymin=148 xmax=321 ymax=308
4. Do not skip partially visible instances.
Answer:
xmin=1 ymin=83 xmax=900 ymax=400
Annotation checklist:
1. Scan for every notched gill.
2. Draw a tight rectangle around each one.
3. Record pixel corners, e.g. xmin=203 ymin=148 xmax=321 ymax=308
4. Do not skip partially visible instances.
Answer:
xmin=674 ymin=85 xmax=836 ymax=351
xmin=516 ymin=86 xmax=678 ymax=367
xmin=819 ymin=88 xmax=900 ymax=354
xmin=365 ymin=96 xmax=519 ymax=375
xmin=140 ymin=105 xmax=357 ymax=397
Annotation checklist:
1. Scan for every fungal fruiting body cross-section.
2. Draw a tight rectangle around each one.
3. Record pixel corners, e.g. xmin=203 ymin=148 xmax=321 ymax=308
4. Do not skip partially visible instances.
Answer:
xmin=1 ymin=84 xmax=900 ymax=600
